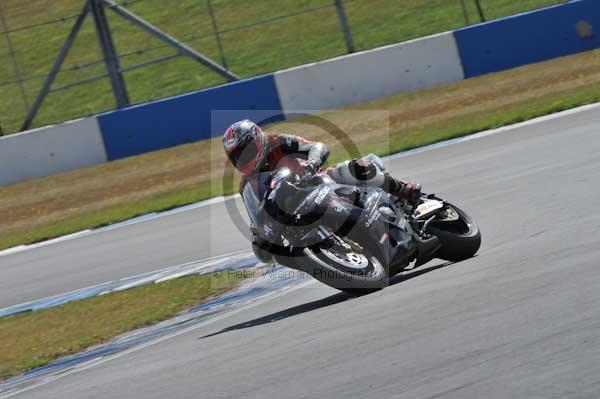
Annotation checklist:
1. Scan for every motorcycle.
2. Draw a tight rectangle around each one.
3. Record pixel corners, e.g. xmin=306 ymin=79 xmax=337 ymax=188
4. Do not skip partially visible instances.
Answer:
xmin=242 ymin=166 xmax=481 ymax=293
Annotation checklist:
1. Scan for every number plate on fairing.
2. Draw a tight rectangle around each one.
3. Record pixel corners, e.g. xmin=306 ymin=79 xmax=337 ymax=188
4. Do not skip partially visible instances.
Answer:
xmin=415 ymin=200 xmax=444 ymax=219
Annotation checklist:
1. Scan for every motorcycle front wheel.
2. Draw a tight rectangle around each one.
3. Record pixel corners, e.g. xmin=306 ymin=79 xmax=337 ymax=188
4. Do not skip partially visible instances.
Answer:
xmin=427 ymin=203 xmax=481 ymax=261
xmin=293 ymin=234 xmax=388 ymax=294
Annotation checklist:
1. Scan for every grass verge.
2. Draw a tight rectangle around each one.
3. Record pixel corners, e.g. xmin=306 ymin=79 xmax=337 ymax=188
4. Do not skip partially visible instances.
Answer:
xmin=0 ymin=271 xmax=244 ymax=380
xmin=1 ymin=48 xmax=599 ymax=250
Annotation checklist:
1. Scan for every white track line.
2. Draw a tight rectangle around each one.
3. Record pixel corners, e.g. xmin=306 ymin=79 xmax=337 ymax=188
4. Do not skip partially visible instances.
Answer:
xmin=2 ymin=101 xmax=599 ymax=258
xmin=0 ymin=249 xmax=251 ymax=318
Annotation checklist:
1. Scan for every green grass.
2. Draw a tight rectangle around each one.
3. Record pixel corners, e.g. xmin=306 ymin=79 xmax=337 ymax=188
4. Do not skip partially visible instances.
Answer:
xmin=0 ymin=271 xmax=244 ymax=380
xmin=0 ymin=0 xmax=564 ymax=134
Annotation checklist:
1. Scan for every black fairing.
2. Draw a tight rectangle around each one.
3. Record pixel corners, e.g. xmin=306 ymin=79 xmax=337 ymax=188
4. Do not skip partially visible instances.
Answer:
xmin=341 ymin=186 xmax=416 ymax=269
xmin=242 ymin=171 xmax=416 ymax=268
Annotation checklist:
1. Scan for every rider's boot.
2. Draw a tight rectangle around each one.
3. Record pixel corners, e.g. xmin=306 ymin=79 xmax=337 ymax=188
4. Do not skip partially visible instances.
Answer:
xmin=327 ymin=156 xmax=422 ymax=207
xmin=384 ymin=174 xmax=422 ymax=206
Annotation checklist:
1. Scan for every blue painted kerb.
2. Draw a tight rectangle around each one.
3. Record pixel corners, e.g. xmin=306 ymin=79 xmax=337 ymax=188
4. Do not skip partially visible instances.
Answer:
xmin=454 ymin=0 xmax=600 ymax=78
xmin=97 ymin=74 xmax=284 ymax=160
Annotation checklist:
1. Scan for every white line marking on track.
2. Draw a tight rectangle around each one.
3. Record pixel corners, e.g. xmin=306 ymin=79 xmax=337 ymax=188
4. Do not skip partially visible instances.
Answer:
xmin=0 ymin=249 xmax=251 ymax=318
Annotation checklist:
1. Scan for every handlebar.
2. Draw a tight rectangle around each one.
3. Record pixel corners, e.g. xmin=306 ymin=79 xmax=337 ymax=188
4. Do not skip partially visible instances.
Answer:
xmin=271 ymin=168 xmax=307 ymax=189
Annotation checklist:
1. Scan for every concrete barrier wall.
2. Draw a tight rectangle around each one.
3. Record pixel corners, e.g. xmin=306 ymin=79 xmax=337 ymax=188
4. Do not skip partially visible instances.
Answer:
xmin=0 ymin=117 xmax=106 ymax=185
xmin=454 ymin=0 xmax=600 ymax=78
xmin=97 ymin=74 xmax=283 ymax=160
xmin=273 ymin=32 xmax=464 ymax=113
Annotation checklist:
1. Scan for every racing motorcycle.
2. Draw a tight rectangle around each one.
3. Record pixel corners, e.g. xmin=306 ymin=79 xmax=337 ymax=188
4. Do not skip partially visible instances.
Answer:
xmin=242 ymin=166 xmax=481 ymax=293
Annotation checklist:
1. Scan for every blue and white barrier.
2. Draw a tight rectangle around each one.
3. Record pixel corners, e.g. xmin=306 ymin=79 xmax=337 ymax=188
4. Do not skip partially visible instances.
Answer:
xmin=454 ymin=0 xmax=600 ymax=78
xmin=0 ymin=117 xmax=106 ymax=185
xmin=97 ymin=74 xmax=284 ymax=160
xmin=2 ymin=0 xmax=598 ymax=185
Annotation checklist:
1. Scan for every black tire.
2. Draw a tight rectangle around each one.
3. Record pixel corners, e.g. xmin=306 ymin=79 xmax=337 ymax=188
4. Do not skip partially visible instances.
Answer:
xmin=304 ymin=246 xmax=387 ymax=293
xmin=428 ymin=203 xmax=481 ymax=262
xmin=282 ymin=237 xmax=387 ymax=293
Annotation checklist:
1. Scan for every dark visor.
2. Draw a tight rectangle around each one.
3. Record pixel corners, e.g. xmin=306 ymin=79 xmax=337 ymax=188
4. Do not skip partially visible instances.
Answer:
xmin=227 ymin=140 xmax=258 ymax=170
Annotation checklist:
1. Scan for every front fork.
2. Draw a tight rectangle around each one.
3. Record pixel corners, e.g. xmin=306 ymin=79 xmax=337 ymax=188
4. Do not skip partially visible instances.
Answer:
xmin=404 ymin=194 xmax=444 ymax=267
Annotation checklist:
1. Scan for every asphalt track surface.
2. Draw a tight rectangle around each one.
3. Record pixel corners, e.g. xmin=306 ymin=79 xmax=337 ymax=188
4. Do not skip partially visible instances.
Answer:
xmin=2 ymin=107 xmax=600 ymax=398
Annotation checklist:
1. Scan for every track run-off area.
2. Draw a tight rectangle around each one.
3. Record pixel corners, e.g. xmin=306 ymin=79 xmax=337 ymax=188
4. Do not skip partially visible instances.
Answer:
xmin=1 ymin=104 xmax=599 ymax=398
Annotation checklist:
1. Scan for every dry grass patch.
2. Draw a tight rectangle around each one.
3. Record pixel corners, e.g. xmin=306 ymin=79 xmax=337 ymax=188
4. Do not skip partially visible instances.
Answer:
xmin=0 ymin=271 xmax=244 ymax=380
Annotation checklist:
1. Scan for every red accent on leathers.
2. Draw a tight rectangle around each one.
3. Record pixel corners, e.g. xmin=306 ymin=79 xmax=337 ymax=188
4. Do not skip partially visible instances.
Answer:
xmin=239 ymin=134 xmax=329 ymax=192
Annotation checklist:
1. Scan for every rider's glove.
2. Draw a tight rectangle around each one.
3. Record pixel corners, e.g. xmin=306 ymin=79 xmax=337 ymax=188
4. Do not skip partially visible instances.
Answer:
xmin=304 ymin=159 xmax=320 ymax=175
xmin=398 ymin=181 xmax=422 ymax=207
xmin=295 ymin=160 xmax=320 ymax=184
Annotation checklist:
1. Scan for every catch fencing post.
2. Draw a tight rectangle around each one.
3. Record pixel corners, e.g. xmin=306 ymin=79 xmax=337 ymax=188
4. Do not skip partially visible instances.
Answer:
xmin=102 ymin=0 xmax=239 ymax=81
xmin=207 ymin=0 xmax=228 ymax=69
xmin=90 ymin=0 xmax=130 ymax=108
xmin=459 ymin=0 xmax=470 ymax=25
xmin=333 ymin=0 xmax=355 ymax=53
xmin=0 ymin=1 xmax=29 ymax=113
xmin=473 ymin=0 xmax=486 ymax=22
xmin=20 ymin=2 xmax=90 ymax=131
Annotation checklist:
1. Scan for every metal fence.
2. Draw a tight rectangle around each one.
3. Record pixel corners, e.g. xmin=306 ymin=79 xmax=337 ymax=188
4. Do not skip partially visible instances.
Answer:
xmin=0 ymin=0 xmax=565 ymax=135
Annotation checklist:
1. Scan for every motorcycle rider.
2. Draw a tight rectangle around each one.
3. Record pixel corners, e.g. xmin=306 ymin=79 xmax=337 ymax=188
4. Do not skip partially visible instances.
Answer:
xmin=222 ymin=119 xmax=422 ymax=262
